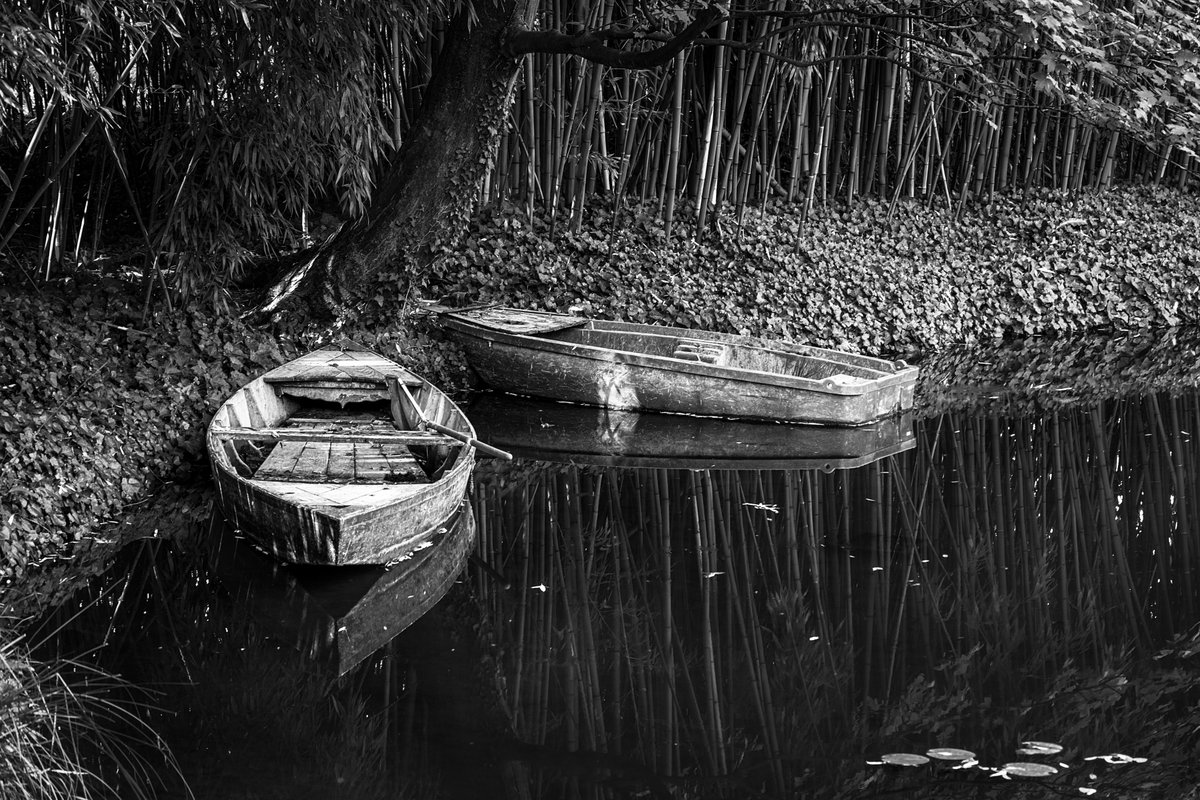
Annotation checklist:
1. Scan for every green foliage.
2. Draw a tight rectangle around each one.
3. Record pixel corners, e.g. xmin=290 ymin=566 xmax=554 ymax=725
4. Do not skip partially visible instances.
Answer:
xmin=0 ymin=280 xmax=288 ymax=586
xmin=425 ymin=188 xmax=1200 ymax=356
xmin=998 ymin=0 xmax=1200 ymax=152
xmin=0 ymin=0 xmax=178 ymax=116
xmin=152 ymin=0 xmax=411 ymax=297
xmin=0 ymin=0 xmax=446 ymax=297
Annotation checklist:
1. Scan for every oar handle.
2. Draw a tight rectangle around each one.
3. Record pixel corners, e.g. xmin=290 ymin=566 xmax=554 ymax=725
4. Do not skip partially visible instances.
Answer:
xmin=423 ymin=419 xmax=513 ymax=461
xmin=387 ymin=376 xmax=513 ymax=460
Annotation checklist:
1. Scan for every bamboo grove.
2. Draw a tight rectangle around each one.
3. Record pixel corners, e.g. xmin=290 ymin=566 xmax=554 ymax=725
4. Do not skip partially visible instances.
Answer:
xmin=494 ymin=0 xmax=1200 ymax=235
xmin=2 ymin=0 xmax=1199 ymax=292
xmin=468 ymin=390 xmax=1200 ymax=797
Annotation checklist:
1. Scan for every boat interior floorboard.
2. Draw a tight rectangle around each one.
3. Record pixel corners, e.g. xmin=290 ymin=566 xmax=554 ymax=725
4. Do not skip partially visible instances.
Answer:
xmin=254 ymin=409 xmax=431 ymax=484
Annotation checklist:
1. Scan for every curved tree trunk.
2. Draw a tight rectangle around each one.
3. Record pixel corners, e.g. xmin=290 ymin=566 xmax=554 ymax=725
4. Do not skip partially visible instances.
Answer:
xmin=250 ymin=0 xmax=719 ymax=324
xmin=256 ymin=0 xmax=527 ymax=321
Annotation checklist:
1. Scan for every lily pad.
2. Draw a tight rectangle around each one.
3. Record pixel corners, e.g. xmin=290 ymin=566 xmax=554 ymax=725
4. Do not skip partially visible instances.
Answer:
xmin=1083 ymin=753 xmax=1147 ymax=764
xmin=1017 ymin=740 xmax=1064 ymax=756
xmin=927 ymin=747 xmax=977 ymax=761
xmin=880 ymin=753 xmax=930 ymax=767
xmin=1000 ymin=762 xmax=1059 ymax=778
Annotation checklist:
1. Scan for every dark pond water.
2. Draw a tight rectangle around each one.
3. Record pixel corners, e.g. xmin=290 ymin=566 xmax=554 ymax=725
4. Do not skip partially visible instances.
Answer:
xmin=32 ymin=378 xmax=1200 ymax=798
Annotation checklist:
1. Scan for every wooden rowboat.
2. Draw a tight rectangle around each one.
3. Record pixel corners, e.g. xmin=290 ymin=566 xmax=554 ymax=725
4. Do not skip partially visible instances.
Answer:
xmin=440 ymin=307 xmax=918 ymax=426
xmin=206 ymin=341 xmax=477 ymax=566
xmin=467 ymin=393 xmax=915 ymax=471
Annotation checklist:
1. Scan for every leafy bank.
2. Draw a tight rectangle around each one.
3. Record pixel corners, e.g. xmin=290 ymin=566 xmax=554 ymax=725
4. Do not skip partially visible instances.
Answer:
xmin=3 ymin=188 xmax=1200 ymax=599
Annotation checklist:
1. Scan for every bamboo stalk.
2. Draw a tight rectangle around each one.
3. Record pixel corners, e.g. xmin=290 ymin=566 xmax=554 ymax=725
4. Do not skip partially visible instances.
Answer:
xmin=995 ymin=71 xmax=1017 ymax=189
xmin=786 ymin=69 xmax=813 ymax=201
xmin=1026 ymin=102 xmax=1051 ymax=189
xmin=717 ymin=14 xmax=769 ymax=217
xmin=845 ymin=41 xmax=870 ymax=203
xmin=570 ymin=62 xmax=605 ymax=233
xmin=524 ymin=55 xmax=539 ymax=216
xmin=663 ymin=51 xmax=687 ymax=237
xmin=871 ymin=25 xmax=899 ymax=197
xmin=802 ymin=40 xmax=844 ymax=225
xmin=696 ymin=21 xmax=730 ymax=231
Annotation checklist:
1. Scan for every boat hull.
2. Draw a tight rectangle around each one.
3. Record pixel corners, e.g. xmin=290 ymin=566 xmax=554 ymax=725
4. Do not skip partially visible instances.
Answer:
xmin=442 ymin=309 xmax=917 ymax=426
xmin=208 ymin=453 xmax=472 ymax=565
xmin=206 ymin=343 xmax=475 ymax=566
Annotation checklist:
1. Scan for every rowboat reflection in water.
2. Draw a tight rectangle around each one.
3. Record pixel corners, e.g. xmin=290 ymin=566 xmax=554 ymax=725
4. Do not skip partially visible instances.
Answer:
xmin=213 ymin=505 xmax=477 ymax=676
xmin=466 ymin=392 xmax=915 ymax=471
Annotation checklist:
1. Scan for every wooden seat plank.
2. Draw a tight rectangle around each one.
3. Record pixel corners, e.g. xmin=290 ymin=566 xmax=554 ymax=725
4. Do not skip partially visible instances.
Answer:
xmin=673 ymin=338 xmax=729 ymax=365
xmin=250 ymin=479 xmax=432 ymax=512
xmin=212 ymin=427 xmax=460 ymax=447
xmin=264 ymin=349 xmax=422 ymax=387
xmin=286 ymin=414 xmax=384 ymax=426
xmin=262 ymin=359 xmax=327 ymax=382
xmin=251 ymin=481 xmax=360 ymax=517
xmin=455 ymin=307 xmax=586 ymax=335
xmin=329 ymin=364 xmax=389 ymax=382
xmin=307 ymin=482 xmax=383 ymax=505
xmin=336 ymin=350 xmax=417 ymax=373
xmin=327 ymin=482 xmax=430 ymax=506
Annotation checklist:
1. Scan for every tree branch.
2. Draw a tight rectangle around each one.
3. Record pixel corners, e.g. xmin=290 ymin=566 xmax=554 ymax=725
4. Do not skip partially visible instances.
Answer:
xmin=502 ymin=4 xmax=722 ymax=68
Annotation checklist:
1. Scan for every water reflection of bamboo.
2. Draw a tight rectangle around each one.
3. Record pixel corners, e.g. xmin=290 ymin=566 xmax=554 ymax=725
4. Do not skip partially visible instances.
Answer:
xmin=472 ymin=391 xmax=1200 ymax=797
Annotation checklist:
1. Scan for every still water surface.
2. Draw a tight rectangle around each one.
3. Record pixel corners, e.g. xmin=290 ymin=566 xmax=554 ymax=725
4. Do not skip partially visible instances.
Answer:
xmin=37 ymin=384 xmax=1200 ymax=798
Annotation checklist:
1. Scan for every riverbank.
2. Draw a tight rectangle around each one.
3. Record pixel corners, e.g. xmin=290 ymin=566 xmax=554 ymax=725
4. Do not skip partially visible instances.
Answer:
xmin=424 ymin=187 xmax=1200 ymax=354
xmin=3 ymin=187 xmax=1199 ymax=605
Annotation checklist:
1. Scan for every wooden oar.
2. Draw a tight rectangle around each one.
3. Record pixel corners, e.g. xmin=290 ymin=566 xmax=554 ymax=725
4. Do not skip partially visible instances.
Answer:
xmin=387 ymin=377 xmax=513 ymax=461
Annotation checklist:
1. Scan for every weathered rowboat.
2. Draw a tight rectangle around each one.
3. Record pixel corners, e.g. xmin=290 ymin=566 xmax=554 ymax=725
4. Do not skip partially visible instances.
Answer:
xmin=467 ymin=392 xmax=915 ymax=471
xmin=440 ymin=306 xmax=918 ymax=426
xmin=206 ymin=341 xmax=477 ymax=565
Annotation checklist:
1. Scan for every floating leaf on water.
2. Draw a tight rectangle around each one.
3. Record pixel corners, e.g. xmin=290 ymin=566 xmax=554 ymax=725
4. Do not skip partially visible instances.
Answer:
xmin=1083 ymin=753 xmax=1147 ymax=764
xmin=880 ymin=753 xmax=929 ymax=767
xmin=1017 ymin=740 xmax=1063 ymax=756
xmin=999 ymin=762 xmax=1059 ymax=778
xmin=927 ymin=748 xmax=977 ymax=761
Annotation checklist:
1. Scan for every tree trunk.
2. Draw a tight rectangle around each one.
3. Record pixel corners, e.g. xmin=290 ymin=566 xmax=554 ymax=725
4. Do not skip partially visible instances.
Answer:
xmin=256 ymin=0 xmax=526 ymax=321
xmin=250 ymin=0 xmax=719 ymax=323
